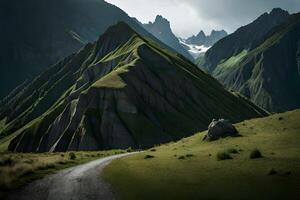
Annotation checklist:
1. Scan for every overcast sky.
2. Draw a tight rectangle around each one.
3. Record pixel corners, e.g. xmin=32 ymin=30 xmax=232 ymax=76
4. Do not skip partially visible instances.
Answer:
xmin=105 ymin=0 xmax=300 ymax=38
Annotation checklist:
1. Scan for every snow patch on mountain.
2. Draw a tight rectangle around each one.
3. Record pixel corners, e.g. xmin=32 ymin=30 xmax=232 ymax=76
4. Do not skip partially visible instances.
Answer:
xmin=179 ymin=38 xmax=211 ymax=59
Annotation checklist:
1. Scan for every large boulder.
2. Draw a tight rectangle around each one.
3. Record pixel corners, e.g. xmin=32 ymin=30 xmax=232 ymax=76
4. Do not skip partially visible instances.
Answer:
xmin=203 ymin=119 xmax=239 ymax=141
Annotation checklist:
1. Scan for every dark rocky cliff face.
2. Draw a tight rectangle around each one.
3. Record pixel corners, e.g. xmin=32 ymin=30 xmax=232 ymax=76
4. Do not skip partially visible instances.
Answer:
xmin=202 ymin=8 xmax=290 ymax=72
xmin=0 ymin=22 xmax=267 ymax=152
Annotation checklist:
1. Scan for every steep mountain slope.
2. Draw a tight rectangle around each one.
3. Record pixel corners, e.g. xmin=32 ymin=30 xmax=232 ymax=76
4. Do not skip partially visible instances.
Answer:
xmin=0 ymin=22 xmax=267 ymax=152
xmin=143 ymin=15 xmax=193 ymax=61
xmin=0 ymin=0 xmax=189 ymax=98
xmin=211 ymin=12 xmax=300 ymax=112
xmin=200 ymin=8 xmax=290 ymax=72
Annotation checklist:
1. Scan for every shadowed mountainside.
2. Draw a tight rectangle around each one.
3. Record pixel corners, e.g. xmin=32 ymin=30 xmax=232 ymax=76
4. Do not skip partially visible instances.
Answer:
xmin=0 ymin=0 xmax=191 ymax=98
xmin=198 ymin=8 xmax=300 ymax=112
xmin=0 ymin=22 xmax=267 ymax=152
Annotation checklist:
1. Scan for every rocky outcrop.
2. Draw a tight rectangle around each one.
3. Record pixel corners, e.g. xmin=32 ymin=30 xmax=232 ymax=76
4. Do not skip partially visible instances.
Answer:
xmin=1 ymin=22 xmax=267 ymax=152
xmin=143 ymin=15 xmax=193 ymax=61
xmin=203 ymin=119 xmax=238 ymax=141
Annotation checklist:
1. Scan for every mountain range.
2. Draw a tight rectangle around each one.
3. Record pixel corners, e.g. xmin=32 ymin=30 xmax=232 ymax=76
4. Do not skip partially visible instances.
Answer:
xmin=186 ymin=30 xmax=228 ymax=47
xmin=0 ymin=22 xmax=266 ymax=152
xmin=199 ymin=8 xmax=300 ymax=112
xmin=142 ymin=15 xmax=193 ymax=61
xmin=179 ymin=30 xmax=227 ymax=59
xmin=0 ymin=0 xmax=191 ymax=99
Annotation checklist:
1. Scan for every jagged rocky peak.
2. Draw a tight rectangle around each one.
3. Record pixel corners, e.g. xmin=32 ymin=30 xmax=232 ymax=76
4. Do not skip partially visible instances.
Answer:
xmin=210 ymin=30 xmax=227 ymax=38
xmin=142 ymin=15 xmax=194 ymax=60
xmin=154 ymin=15 xmax=170 ymax=26
xmin=145 ymin=15 xmax=172 ymax=34
xmin=185 ymin=29 xmax=228 ymax=47
xmin=269 ymin=8 xmax=290 ymax=17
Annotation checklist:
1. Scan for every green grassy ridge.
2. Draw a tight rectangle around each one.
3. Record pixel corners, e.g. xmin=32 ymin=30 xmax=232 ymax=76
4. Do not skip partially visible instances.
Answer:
xmin=201 ymin=8 xmax=290 ymax=73
xmin=210 ymin=13 xmax=300 ymax=112
xmin=1 ymin=22 xmax=267 ymax=152
xmin=104 ymin=109 xmax=300 ymax=200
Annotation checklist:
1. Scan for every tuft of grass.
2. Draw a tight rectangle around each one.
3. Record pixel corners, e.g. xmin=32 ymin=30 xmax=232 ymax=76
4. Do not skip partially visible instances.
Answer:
xmin=150 ymin=149 xmax=156 ymax=152
xmin=178 ymin=156 xmax=185 ymax=160
xmin=268 ymin=168 xmax=277 ymax=175
xmin=216 ymin=151 xmax=232 ymax=161
xmin=0 ymin=156 xmax=14 ymax=166
xmin=226 ymin=148 xmax=239 ymax=154
xmin=126 ymin=147 xmax=133 ymax=153
xmin=68 ymin=152 xmax=76 ymax=160
xmin=144 ymin=155 xmax=155 ymax=159
xmin=186 ymin=154 xmax=194 ymax=157
xmin=250 ymin=149 xmax=263 ymax=159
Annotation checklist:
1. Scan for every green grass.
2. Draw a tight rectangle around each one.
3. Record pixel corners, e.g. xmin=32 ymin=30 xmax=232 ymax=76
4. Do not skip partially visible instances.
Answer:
xmin=0 ymin=149 xmax=124 ymax=195
xmin=218 ymin=50 xmax=248 ymax=69
xmin=104 ymin=109 xmax=300 ymax=200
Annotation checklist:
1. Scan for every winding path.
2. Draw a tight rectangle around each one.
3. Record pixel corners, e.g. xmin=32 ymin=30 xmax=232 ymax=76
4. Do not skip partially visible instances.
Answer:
xmin=8 ymin=153 xmax=136 ymax=200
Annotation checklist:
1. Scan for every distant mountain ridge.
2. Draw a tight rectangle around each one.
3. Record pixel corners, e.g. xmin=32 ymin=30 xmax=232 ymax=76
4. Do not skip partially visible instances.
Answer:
xmin=178 ymin=29 xmax=227 ymax=59
xmin=186 ymin=30 xmax=228 ymax=47
xmin=0 ymin=22 xmax=266 ymax=152
xmin=199 ymin=8 xmax=300 ymax=112
xmin=200 ymin=8 xmax=290 ymax=72
xmin=143 ymin=15 xmax=194 ymax=61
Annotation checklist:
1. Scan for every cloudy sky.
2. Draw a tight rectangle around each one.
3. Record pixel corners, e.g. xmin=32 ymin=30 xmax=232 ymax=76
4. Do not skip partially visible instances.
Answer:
xmin=106 ymin=0 xmax=300 ymax=38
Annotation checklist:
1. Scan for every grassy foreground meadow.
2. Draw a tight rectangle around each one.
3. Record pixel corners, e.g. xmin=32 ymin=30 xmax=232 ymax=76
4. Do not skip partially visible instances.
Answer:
xmin=0 ymin=149 xmax=126 ymax=198
xmin=104 ymin=109 xmax=300 ymax=200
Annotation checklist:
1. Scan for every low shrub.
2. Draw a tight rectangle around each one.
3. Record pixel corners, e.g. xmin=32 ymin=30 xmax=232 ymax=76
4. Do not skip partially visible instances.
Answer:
xmin=227 ymin=148 xmax=239 ymax=154
xmin=186 ymin=154 xmax=194 ymax=157
xmin=144 ymin=155 xmax=155 ymax=159
xmin=216 ymin=152 xmax=232 ymax=161
xmin=250 ymin=149 xmax=263 ymax=159
xmin=69 ymin=152 xmax=76 ymax=160
xmin=268 ymin=168 xmax=277 ymax=175
xmin=0 ymin=156 xmax=14 ymax=166
xmin=178 ymin=156 xmax=185 ymax=160
xmin=126 ymin=147 xmax=133 ymax=152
